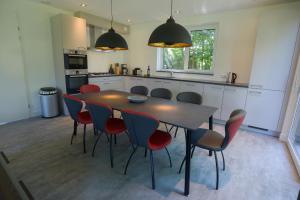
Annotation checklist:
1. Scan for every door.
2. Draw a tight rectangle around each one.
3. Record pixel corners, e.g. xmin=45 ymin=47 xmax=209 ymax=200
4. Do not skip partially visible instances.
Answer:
xmin=249 ymin=11 xmax=299 ymax=91
xmin=245 ymin=89 xmax=284 ymax=131
xmin=0 ymin=5 xmax=29 ymax=124
xmin=221 ymin=87 xmax=247 ymax=121
xmin=203 ymin=84 xmax=224 ymax=119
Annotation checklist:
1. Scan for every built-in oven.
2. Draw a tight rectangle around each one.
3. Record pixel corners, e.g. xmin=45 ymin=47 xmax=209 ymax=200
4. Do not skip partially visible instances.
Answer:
xmin=64 ymin=49 xmax=87 ymax=71
xmin=65 ymin=73 xmax=88 ymax=94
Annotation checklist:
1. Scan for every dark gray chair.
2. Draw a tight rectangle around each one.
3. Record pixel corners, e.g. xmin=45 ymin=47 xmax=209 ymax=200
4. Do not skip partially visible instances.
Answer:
xmin=173 ymin=92 xmax=202 ymax=137
xmin=130 ymin=86 xmax=149 ymax=96
xmin=176 ymin=92 xmax=202 ymax=105
xmin=150 ymin=88 xmax=172 ymax=100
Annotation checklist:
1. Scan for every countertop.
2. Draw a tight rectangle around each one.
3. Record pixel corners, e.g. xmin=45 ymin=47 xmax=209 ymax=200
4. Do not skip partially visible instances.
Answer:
xmin=88 ymin=73 xmax=249 ymax=88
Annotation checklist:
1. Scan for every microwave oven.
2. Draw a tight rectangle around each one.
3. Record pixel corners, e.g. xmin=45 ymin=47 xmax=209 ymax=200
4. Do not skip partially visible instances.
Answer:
xmin=64 ymin=49 xmax=87 ymax=70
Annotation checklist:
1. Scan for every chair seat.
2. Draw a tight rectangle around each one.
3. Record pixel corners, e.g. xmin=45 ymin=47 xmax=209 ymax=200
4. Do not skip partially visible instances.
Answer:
xmin=148 ymin=130 xmax=172 ymax=150
xmin=105 ymin=118 xmax=126 ymax=134
xmin=77 ymin=111 xmax=92 ymax=124
xmin=191 ymin=129 xmax=224 ymax=151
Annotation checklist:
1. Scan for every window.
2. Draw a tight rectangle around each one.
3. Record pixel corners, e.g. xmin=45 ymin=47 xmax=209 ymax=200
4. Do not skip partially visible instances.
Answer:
xmin=158 ymin=24 xmax=217 ymax=74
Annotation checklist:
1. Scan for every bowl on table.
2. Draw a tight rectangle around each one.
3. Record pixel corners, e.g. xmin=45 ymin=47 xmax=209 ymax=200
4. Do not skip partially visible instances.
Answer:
xmin=127 ymin=95 xmax=148 ymax=103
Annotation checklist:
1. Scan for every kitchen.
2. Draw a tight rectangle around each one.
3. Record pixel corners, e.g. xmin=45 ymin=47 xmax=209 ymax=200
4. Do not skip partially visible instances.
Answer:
xmin=0 ymin=0 xmax=300 ymax=199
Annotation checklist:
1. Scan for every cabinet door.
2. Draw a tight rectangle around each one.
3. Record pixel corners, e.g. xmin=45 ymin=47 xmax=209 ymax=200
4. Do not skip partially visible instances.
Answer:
xmin=61 ymin=15 xmax=87 ymax=50
xmin=249 ymin=11 xmax=299 ymax=91
xmin=179 ymin=82 xmax=204 ymax=96
xmin=245 ymin=89 xmax=284 ymax=131
xmin=203 ymin=84 xmax=224 ymax=119
xmin=221 ymin=87 xmax=247 ymax=121
xmin=151 ymin=79 xmax=180 ymax=100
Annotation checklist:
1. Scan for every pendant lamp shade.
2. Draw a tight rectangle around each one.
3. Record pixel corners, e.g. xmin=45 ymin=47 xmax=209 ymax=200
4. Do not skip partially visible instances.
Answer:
xmin=95 ymin=28 xmax=128 ymax=51
xmin=95 ymin=0 xmax=128 ymax=51
xmin=148 ymin=17 xmax=192 ymax=48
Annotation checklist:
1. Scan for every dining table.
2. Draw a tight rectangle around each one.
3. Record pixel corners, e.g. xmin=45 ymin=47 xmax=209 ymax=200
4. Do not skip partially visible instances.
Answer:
xmin=77 ymin=90 xmax=217 ymax=196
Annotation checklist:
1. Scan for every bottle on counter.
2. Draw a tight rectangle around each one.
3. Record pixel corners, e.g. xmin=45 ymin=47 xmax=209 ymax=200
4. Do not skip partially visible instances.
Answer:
xmin=147 ymin=66 xmax=151 ymax=77
xmin=109 ymin=64 xmax=114 ymax=74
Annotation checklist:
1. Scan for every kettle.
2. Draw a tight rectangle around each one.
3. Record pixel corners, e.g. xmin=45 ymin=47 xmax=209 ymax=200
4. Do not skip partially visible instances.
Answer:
xmin=226 ymin=72 xmax=237 ymax=84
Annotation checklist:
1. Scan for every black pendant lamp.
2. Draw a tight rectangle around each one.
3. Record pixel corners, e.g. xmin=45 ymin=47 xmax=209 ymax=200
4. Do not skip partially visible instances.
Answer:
xmin=148 ymin=0 xmax=192 ymax=48
xmin=95 ymin=0 xmax=128 ymax=51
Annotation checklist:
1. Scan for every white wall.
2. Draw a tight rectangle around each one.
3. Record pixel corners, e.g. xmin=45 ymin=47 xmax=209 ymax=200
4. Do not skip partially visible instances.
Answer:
xmin=127 ymin=2 xmax=300 ymax=84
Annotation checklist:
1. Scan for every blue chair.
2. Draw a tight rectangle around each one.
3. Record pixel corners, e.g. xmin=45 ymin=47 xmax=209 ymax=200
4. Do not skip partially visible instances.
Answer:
xmin=64 ymin=94 xmax=93 ymax=153
xmin=121 ymin=109 xmax=172 ymax=190
xmin=86 ymin=101 xmax=128 ymax=168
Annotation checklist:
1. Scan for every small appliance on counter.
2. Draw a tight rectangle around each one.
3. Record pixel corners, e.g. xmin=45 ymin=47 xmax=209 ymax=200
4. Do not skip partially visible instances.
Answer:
xmin=114 ymin=63 xmax=121 ymax=75
xmin=121 ymin=64 xmax=128 ymax=75
xmin=109 ymin=64 xmax=115 ymax=74
xmin=133 ymin=68 xmax=142 ymax=76
xmin=226 ymin=72 xmax=237 ymax=84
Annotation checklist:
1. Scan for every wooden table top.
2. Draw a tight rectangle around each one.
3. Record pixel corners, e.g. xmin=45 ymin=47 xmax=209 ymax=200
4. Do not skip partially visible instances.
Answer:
xmin=77 ymin=90 xmax=217 ymax=131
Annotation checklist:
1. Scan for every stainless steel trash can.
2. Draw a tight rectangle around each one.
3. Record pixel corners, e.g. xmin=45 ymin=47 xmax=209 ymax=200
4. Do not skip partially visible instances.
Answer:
xmin=40 ymin=87 xmax=59 ymax=118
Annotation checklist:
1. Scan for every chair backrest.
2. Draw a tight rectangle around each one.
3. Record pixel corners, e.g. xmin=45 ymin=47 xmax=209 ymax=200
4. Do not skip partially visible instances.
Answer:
xmin=63 ymin=94 xmax=83 ymax=121
xmin=80 ymin=84 xmax=100 ymax=94
xmin=150 ymin=88 xmax=172 ymax=100
xmin=130 ymin=86 xmax=148 ymax=96
xmin=176 ymin=92 xmax=202 ymax=105
xmin=121 ymin=110 xmax=159 ymax=147
xmin=222 ymin=109 xmax=246 ymax=149
xmin=86 ymin=101 xmax=113 ymax=132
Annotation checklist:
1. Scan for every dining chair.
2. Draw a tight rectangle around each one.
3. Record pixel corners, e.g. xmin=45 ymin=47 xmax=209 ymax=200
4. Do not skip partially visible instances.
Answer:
xmin=130 ymin=86 xmax=148 ymax=96
xmin=80 ymin=84 xmax=100 ymax=94
xmin=172 ymin=92 xmax=202 ymax=137
xmin=86 ymin=101 xmax=128 ymax=168
xmin=150 ymin=88 xmax=172 ymax=100
xmin=63 ymin=94 xmax=93 ymax=153
xmin=121 ymin=109 xmax=172 ymax=190
xmin=178 ymin=109 xmax=246 ymax=189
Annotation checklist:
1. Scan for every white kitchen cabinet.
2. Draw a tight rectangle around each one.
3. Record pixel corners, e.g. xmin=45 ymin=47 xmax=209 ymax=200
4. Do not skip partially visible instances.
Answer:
xmin=52 ymin=14 xmax=87 ymax=50
xmin=179 ymin=82 xmax=204 ymax=95
xmin=245 ymin=89 xmax=284 ymax=131
xmin=203 ymin=84 xmax=224 ymax=119
xmin=89 ymin=77 xmax=124 ymax=91
xmin=221 ymin=87 xmax=247 ymax=120
xmin=249 ymin=10 xmax=299 ymax=91
xmin=150 ymin=79 xmax=181 ymax=100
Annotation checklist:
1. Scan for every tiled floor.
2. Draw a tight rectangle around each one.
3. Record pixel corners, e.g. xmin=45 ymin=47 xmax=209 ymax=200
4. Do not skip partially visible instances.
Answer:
xmin=0 ymin=116 xmax=299 ymax=200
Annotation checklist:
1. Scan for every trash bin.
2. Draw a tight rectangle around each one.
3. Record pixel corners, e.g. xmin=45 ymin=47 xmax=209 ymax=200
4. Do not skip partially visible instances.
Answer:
xmin=39 ymin=87 xmax=59 ymax=118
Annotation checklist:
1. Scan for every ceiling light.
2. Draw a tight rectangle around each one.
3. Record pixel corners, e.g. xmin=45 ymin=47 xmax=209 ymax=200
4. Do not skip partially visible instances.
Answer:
xmin=95 ymin=0 xmax=128 ymax=51
xmin=127 ymin=19 xmax=131 ymax=23
xmin=80 ymin=2 xmax=87 ymax=7
xmin=148 ymin=0 xmax=192 ymax=48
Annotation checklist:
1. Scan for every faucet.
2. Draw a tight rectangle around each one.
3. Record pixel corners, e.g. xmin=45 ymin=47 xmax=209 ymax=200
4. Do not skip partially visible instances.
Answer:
xmin=168 ymin=65 xmax=174 ymax=77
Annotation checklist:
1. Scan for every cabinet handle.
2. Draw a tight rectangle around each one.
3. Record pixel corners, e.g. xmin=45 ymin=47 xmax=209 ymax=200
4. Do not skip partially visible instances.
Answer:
xmin=250 ymin=84 xmax=263 ymax=89
xmin=248 ymin=91 xmax=262 ymax=95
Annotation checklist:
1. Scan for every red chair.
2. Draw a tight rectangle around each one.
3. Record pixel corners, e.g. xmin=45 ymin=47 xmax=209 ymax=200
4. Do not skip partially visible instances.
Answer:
xmin=178 ymin=109 xmax=246 ymax=189
xmin=63 ymin=94 xmax=93 ymax=153
xmin=80 ymin=84 xmax=100 ymax=94
xmin=86 ymin=101 xmax=128 ymax=168
xmin=121 ymin=109 xmax=172 ymax=190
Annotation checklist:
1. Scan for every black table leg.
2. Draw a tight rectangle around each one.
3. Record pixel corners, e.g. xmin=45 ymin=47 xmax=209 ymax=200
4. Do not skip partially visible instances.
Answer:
xmin=184 ymin=129 xmax=192 ymax=196
xmin=209 ymin=115 xmax=213 ymax=156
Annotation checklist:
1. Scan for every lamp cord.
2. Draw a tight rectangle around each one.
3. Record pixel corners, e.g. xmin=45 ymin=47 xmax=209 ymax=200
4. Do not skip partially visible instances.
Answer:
xmin=110 ymin=0 xmax=113 ymax=28
xmin=170 ymin=0 xmax=173 ymax=17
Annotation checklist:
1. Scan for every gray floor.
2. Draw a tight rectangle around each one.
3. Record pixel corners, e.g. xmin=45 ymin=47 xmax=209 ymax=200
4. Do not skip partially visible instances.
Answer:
xmin=0 ymin=116 xmax=299 ymax=200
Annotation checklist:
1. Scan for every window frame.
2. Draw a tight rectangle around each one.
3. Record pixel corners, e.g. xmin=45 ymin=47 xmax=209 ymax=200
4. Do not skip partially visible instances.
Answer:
xmin=156 ymin=23 xmax=219 ymax=75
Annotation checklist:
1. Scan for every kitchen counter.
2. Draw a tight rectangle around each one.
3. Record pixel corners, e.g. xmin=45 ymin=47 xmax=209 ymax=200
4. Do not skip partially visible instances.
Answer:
xmin=88 ymin=73 xmax=249 ymax=88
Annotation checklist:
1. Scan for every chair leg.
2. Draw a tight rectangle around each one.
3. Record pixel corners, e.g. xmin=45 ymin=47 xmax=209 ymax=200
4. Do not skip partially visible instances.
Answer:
xmin=221 ymin=150 xmax=225 ymax=171
xmin=144 ymin=148 xmax=147 ymax=158
xmin=92 ymin=132 xmax=103 ymax=157
xmin=168 ymin=125 xmax=175 ymax=133
xmin=178 ymin=155 xmax=186 ymax=174
xmin=178 ymin=145 xmax=195 ymax=174
xmin=71 ymin=121 xmax=77 ymax=145
xmin=105 ymin=133 xmax=110 ymax=143
xmin=110 ymin=134 xmax=114 ymax=168
xmin=174 ymin=127 xmax=179 ymax=138
xmin=213 ymin=151 xmax=219 ymax=190
xmin=83 ymin=124 xmax=87 ymax=153
xmin=114 ymin=134 xmax=117 ymax=145
xmin=164 ymin=123 xmax=168 ymax=132
xmin=149 ymin=150 xmax=155 ymax=190
xmin=93 ymin=125 xmax=97 ymax=136
xmin=165 ymin=148 xmax=172 ymax=168
xmin=124 ymin=147 xmax=137 ymax=175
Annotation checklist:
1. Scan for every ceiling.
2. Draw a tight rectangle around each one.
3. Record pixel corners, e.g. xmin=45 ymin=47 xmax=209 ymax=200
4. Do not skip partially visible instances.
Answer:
xmin=33 ymin=0 xmax=299 ymax=24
